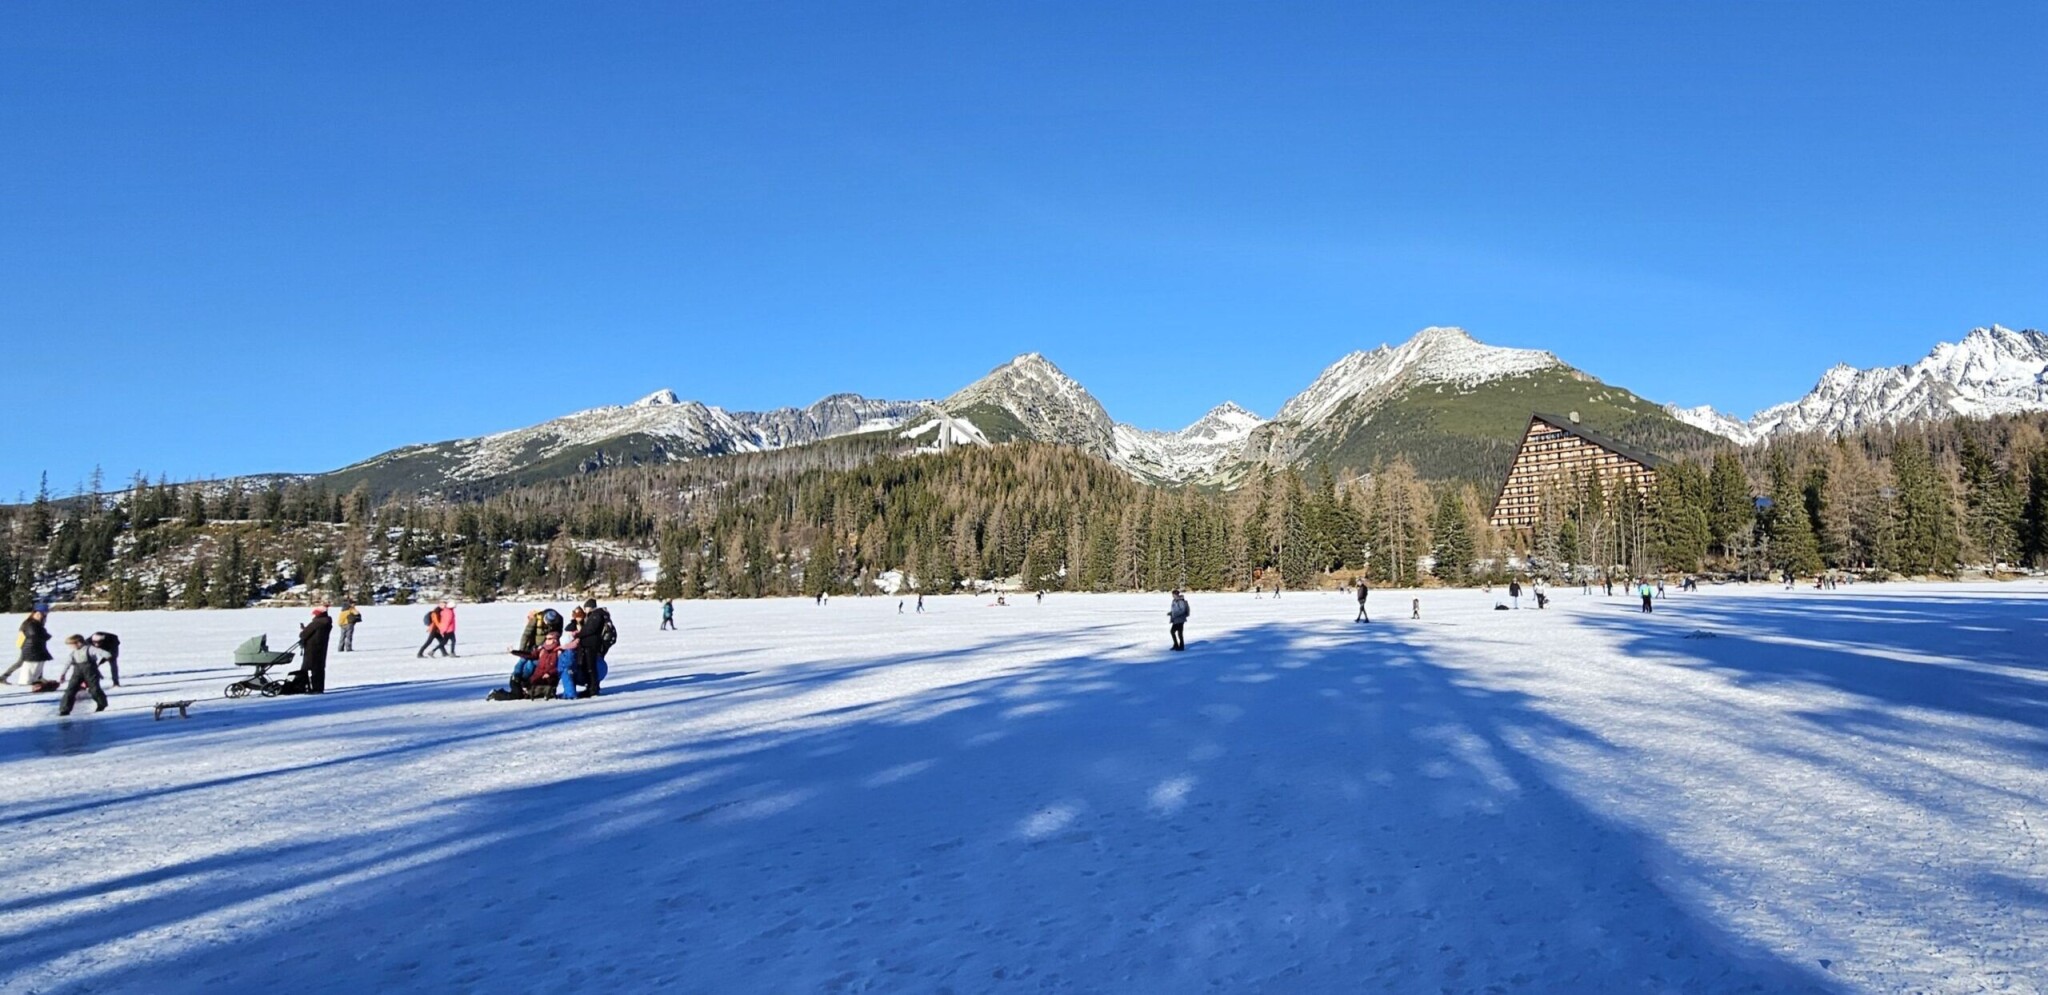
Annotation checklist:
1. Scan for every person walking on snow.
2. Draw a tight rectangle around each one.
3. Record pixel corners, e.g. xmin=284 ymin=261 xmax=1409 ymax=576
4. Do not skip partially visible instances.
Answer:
xmin=1639 ymin=581 xmax=1655 ymax=614
xmin=55 ymin=634 xmax=109 ymax=716
xmin=297 ymin=605 xmax=334 ymax=693
xmin=1168 ymin=590 xmax=1190 ymax=651
xmin=4 ymin=609 xmax=54 ymax=688
xmin=439 ymin=602 xmax=458 ymax=656
xmin=1354 ymin=580 xmax=1370 ymax=623
xmin=336 ymin=602 xmax=361 ymax=652
xmin=660 ymin=599 xmax=676 ymax=630
xmin=1508 ymin=579 xmax=1522 ymax=609
xmin=418 ymin=605 xmax=444 ymax=658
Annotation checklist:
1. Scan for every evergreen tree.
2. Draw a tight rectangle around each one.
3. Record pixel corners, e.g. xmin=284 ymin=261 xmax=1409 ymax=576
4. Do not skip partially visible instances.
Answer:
xmin=1429 ymin=491 xmax=1474 ymax=584
xmin=1706 ymin=452 xmax=1752 ymax=558
xmin=1887 ymin=439 xmax=1958 ymax=576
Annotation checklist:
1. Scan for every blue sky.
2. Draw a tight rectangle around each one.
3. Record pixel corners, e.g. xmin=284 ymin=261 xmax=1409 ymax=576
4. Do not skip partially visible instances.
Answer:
xmin=3 ymin=2 xmax=2043 ymax=498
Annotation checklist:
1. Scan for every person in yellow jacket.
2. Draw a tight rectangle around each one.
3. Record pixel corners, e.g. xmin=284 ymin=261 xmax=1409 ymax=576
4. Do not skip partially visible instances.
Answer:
xmin=336 ymin=602 xmax=362 ymax=652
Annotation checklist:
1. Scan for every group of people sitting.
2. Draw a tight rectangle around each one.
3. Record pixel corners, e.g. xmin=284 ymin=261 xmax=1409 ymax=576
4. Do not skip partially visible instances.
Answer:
xmin=491 ymin=599 xmax=617 ymax=701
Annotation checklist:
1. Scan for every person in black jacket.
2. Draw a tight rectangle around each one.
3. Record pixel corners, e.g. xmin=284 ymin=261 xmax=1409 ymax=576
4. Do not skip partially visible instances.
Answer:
xmin=579 ymin=599 xmax=615 ymax=696
xmin=87 ymin=632 xmax=121 ymax=686
xmin=1167 ymin=591 xmax=1190 ymax=651
xmin=1354 ymin=581 xmax=1370 ymax=623
xmin=4 ymin=609 xmax=54 ymax=688
xmin=297 ymin=606 xmax=335 ymax=694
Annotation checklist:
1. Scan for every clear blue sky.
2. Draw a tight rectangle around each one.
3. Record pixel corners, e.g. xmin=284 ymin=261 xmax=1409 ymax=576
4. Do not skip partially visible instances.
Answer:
xmin=4 ymin=2 xmax=2043 ymax=498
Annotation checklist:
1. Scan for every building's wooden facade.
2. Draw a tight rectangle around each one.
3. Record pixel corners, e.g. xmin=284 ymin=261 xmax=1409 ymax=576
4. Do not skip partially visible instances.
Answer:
xmin=1489 ymin=413 xmax=1667 ymax=530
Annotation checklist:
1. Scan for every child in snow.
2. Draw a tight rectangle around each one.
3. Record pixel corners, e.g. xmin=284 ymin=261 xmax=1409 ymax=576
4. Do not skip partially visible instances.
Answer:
xmin=496 ymin=631 xmax=564 ymax=700
xmin=56 ymin=634 xmax=109 ymax=716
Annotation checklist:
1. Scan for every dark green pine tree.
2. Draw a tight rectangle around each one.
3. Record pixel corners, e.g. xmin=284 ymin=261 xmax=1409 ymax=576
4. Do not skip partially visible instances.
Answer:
xmin=1650 ymin=465 xmax=1709 ymax=572
xmin=2021 ymin=447 xmax=2048 ymax=568
xmin=1769 ymin=463 xmax=1824 ymax=579
xmin=1429 ymin=491 xmax=1474 ymax=584
xmin=1886 ymin=439 xmax=1958 ymax=576
xmin=1959 ymin=438 xmax=2022 ymax=569
xmin=1705 ymin=452 xmax=1753 ymax=558
xmin=209 ymin=536 xmax=249 ymax=608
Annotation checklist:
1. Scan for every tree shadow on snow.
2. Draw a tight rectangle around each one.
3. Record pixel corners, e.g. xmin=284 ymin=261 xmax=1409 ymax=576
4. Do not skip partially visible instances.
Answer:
xmin=3 ymin=622 xmax=1840 ymax=993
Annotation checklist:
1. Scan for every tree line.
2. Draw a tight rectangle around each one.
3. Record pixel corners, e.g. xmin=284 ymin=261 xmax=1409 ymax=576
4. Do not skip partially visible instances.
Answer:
xmin=6 ymin=411 xmax=2048 ymax=610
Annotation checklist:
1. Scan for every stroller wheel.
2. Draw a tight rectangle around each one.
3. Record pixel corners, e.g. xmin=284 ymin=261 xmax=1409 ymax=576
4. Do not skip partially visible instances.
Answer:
xmin=225 ymin=683 xmax=247 ymax=698
xmin=260 ymin=684 xmax=281 ymax=697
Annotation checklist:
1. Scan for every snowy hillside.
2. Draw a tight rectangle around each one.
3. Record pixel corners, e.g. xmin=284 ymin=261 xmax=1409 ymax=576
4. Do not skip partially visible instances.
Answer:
xmin=1274 ymin=325 xmax=1564 ymax=428
xmin=943 ymin=354 xmax=1268 ymax=483
xmin=336 ymin=389 xmax=927 ymax=488
xmin=942 ymin=353 xmax=1121 ymax=455
xmin=1109 ymin=402 xmax=1266 ymax=483
xmin=6 ymin=585 xmax=2043 ymax=991
xmin=1672 ymin=325 xmax=2048 ymax=443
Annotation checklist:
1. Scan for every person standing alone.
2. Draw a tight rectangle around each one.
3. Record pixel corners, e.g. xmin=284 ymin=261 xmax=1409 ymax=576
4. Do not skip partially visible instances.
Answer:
xmin=1354 ymin=580 xmax=1370 ymax=623
xmin=1168 ymin=590 xmax=1190 ymax=651
xmin=660 ymin=599 xmax=676 ymax=631
xmin=336 ymin=602 xmax=361 ymax=652
xmin=1508 ymin=578 xmax=1522 ymax=609
xmin=1639 ymin=580 xmax=1655 ymax=614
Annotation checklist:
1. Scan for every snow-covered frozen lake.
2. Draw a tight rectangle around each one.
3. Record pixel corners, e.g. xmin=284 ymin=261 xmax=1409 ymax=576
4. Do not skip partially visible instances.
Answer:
xmin=3 ymin=583 xmax=2044 ymax=993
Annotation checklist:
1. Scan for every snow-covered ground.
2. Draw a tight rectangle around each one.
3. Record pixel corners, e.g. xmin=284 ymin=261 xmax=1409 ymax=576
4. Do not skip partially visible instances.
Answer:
xmin=3 ymin=584 xmax=2044 ymax=993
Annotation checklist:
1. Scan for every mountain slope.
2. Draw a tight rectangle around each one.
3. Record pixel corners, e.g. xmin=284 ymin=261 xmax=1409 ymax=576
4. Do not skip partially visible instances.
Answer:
xmin=1671 ymin=325 xmax=2048 ymax=444
xmin=324 ymin=390 xmax=926 ymax=496
xmin=1242 ymin=327 xmax=1721 ymax=482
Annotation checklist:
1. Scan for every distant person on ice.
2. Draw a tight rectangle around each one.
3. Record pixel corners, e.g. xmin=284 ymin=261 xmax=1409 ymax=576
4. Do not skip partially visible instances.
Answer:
xmin=1168 ymin=590 xmax=1190 ymax=651
xmin=4 ymin=608 xmax=54 ymax=689
xmin=337 ymin=602 xmax=361 ymax=652
xmin=56 ymin=634 xmax=109 ymax=716
xmin=296 ymin=605 xmax=334 ymax=694
xmin=1508 ymin=578 xmax=1522 ymax=609
xmin=660 ymin=599 xmax=676 ymax=630
xmin=1639 ymin=580 xmax=1655 ymax=613
xmin=1354 ymin=580 xmax=1370 ymax=623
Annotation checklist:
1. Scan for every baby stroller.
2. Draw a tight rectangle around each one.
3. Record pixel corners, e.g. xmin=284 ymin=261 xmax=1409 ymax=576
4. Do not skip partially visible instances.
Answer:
xmin=226 ymin=635 xmax=298 ymax=697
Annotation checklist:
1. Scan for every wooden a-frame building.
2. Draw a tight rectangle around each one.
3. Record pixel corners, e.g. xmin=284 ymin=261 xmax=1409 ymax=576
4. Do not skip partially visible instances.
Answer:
xmin=1489 ymin=412 xmax=1668 ymax=530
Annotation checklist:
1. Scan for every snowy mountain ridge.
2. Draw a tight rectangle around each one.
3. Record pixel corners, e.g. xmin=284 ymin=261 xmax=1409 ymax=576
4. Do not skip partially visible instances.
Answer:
xmin=340 ymin=391 xmax=929 ymax=485
xmin=1275 ymin=326 xmax=1564 ymax=427
xmin=1669 ymin=325 xmax=2048 ymax=444
xmin=942 ymin=354 xmax=1267 ymax=483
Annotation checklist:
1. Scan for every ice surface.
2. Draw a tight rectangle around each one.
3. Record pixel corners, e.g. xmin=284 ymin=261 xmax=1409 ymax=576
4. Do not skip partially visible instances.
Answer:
xmin=3 ymin=584 xmax=2044 ymax=992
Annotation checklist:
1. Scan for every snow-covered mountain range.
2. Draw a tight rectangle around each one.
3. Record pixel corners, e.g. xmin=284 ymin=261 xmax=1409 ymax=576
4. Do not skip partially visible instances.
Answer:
xmin=333 ymin=391 xmax=930 ymax=489
xmin=320 ymin=322 xmax=2044 ymax=495
xmin=1669 ymin=325 xmax=2048 ymax=444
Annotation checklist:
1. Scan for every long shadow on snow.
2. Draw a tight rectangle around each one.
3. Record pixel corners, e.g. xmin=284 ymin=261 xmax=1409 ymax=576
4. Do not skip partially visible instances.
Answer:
xmin=11 ymin=622 xmax=1837 ymax=993
xmin=1573 ymin=590 xmax=2048 ymax=746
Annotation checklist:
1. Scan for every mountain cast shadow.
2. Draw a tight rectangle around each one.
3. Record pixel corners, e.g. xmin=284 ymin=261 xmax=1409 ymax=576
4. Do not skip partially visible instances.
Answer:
xmin=7 ymin=621 xmax=1837 ymax=993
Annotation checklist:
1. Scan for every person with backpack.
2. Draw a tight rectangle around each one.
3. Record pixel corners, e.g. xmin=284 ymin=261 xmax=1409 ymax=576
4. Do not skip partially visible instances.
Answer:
xmin=1639 ymin=580 xmax=1655 ymax=614
xmin=55 ymin=634 xmax=110 ymax=716
xmin=418 ymin=605 xmax=443 ymax=658
xmin=660 ymin=599 xmax=676 ymax=631
xmin=1354 ymin=580 xmax=1370 ymax=623
xmin=297 ymin=605 xmax=334 ymax=694
xmin=336 ymin=603 xmax=362 ymax=652
xmin=4 ymin=609 xmax=55 ymax=690
xmin=1167 ymin=590 xmax=1190 ymax=651
xmin=577 ymin=599 xmax=616 ymax=696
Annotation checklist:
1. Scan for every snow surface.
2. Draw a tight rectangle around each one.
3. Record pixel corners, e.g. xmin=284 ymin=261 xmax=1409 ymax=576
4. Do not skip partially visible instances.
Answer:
xmin=1673 ymin=325 xmax=2048 ymax=443
xmin=5 ymin=585 xmax=2046 ymax=992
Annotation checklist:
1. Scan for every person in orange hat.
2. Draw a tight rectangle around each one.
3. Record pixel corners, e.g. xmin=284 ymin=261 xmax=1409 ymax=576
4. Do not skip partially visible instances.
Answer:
xmin=297 ymin=605 xmax=334 ymax=693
